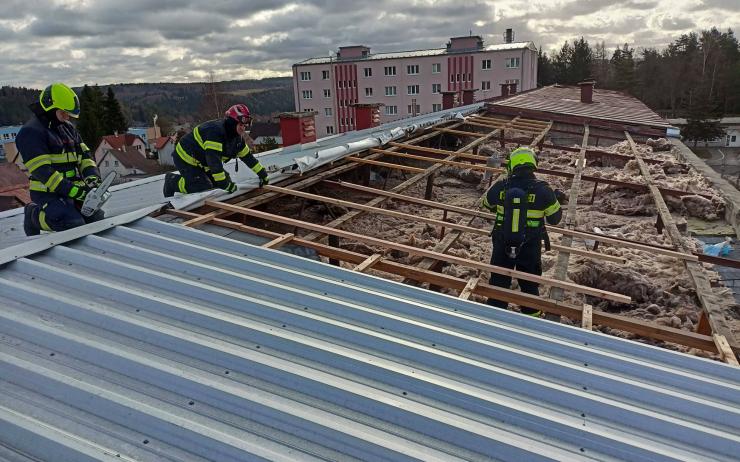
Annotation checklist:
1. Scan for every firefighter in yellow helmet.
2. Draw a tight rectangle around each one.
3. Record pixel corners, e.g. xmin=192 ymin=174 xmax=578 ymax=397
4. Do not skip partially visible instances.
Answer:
xmin=481 ymin=146 xmax=563 ymax=316
xmin=16 ymin=83 xmax=103 ymax=236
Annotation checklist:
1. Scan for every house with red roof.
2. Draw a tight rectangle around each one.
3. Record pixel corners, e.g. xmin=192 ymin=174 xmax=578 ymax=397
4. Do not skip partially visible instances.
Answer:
xmin=98 ymin=147 xmax=163 ymax=180
xmin=151 ymin=136 xmax=176 ymax=168
xmin=94 ymin=133 xmax=147 ymax=165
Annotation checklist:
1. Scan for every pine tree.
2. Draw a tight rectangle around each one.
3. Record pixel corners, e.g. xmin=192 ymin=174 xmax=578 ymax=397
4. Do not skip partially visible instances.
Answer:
xmin=609 ymin=44 xmax=636 ymax=93
xmin=76 ymin=85 xmax=105 ymax=151
xmin=537 ymin=47 xmax=556 ymax=86
xmin=102 ymin=87 xmax=128 ymax=135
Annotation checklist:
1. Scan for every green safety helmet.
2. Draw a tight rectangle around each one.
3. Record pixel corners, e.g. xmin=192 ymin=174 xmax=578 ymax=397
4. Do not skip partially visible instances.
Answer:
xmin=506 ymin=146 xmax=537 ymax=172
xmin=39 ymin=83 xmax=80 ymax=118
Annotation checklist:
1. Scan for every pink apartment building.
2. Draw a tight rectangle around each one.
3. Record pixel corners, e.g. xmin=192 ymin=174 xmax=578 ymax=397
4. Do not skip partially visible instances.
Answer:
xmin=292 ymin=33 xmax=538 ymax=138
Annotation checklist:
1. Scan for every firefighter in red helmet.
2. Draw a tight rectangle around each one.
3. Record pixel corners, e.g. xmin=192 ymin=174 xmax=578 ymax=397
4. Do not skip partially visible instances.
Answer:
xmin=163 ymin=103 xmax=268 ymax=196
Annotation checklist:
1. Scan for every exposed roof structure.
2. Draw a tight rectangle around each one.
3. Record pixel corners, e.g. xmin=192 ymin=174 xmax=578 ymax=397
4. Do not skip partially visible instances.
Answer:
xmin=1 ymin=216 xmax=738 ymax=461
xmin=1 ymin=88 xmax=740 ymax=460
xmin=297 ymin=42 xmax=536 ymax=65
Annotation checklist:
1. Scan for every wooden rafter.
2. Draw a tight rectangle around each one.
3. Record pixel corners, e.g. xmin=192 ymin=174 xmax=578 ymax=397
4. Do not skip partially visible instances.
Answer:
xmin=205 ymin=200 xmax=631 ymax=304
xmin=625 ymin=132 xmax=739 ymax=359
xmin=165 ymin=208 xmax=718 ymax=353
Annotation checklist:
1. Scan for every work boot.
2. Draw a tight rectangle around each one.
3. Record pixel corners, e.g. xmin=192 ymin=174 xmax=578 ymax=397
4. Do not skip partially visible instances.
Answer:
xmin=163 ymin=172 xmax=180 ymax=197
xmin=23 ymin=203 xmax=41 ymax=236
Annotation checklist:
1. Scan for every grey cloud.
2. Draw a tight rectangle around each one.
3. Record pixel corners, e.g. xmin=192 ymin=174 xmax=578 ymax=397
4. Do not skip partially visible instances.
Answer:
xmin=691 ymin=0 xmax=740 ymax=11
xmin=659 ymin=16 xmax=695 ymax=30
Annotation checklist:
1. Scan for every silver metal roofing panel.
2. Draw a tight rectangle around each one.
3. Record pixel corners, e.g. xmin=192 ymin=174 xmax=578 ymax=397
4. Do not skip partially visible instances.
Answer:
xmin=0 ymin=217 xmax=739 ymax=461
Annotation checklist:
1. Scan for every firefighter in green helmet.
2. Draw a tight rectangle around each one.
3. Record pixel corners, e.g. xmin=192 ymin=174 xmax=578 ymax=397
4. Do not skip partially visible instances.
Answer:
xmin=481 ymin=146 xmax=563 ymax=316
xmin=16 ymin=83 xmax=104 ymax=236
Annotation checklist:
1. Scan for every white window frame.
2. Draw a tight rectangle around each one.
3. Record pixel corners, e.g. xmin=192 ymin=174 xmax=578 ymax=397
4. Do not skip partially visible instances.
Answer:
xmin=302 ymin=90 xmax=313 ymax=99
xmin=482 ymin=59 xmax=491 ymax=70
xmin=325 ymin=107 xmax=332 ymax=116
xmin=407 ymin=64 xmax=419 ymax=75
xmin=432 ymin=103 xmax=442 ymax=112
xmin=432 ymin=83 xmax=441 ymax=94
xmin=384 ymin=66 xmax=396 ymax=76
xmin=385 ymin=86 xmax=397 ymax=96
xmin=407 ymin=104 xmax=420 ymax=114
xmin=407 ymin=85 xmax=419 ymax=95
xmin=326 ymin=126 xmax=335 ymax=134
xmin=365 ymin=87 xmax=373 ymax=97
xmin=322 ymin=70 xmax=329 ymax=80
xmin=300 ymin=71 xmax=311 ymax=81
xmin=432 ymin=63 xmax=441 ymax=74
xmin=323 ymin=89 xmax=331 ymax=98
xmin=506 ymin=57 xmax=520 ymax=68
xmin=481 ymin=81 xmax=491 ymax=91
xmin=384 ymin=105 xmax=398 ymax=115
xmin=364 ymin=67 xmax=372 ymax=77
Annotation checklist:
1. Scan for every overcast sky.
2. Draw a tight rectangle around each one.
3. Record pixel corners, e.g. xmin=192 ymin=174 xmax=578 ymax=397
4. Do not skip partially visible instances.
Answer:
xmin=0 ymin=0 xmax=738 ymax=88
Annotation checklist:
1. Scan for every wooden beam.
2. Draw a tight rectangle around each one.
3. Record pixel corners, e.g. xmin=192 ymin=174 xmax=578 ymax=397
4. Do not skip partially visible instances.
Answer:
xmin=354 ymin=253 xmax=383 ymax=272
xmin=459 ymin=277 xmax=480 ymax=300
xmin=529 ymin=121 xmax=554 ymax=148
xmin=346 ymin=157 xmax=426 ymax=173
xmin=626 ymin=132 xmax=739 ymax=353
xmin=302 ymin=117 xmax=521 ymax=242
xmin=581 ymin=304 xmax=593 ymax=330
xmin=550 ymin=125 xmax=590 ymax=304
xmin=713 ymin=334 xmax=740 ymax=366
xmin=265 ymin=184 xmax=623 ymax=264
xmin=182 ymin=212 xmax=217 ymax=227
xmin=371 ymin=148 xmax=503 ymax=172
xmin=436 ymin=127 xmax=488 ymax=138
xmin=207 ymin=202 xmax=631 ymax=303
xmin=263 ymin=233 xmax=295 ymax=249
xmin=164 ymin=209 xmax=718 ymax=353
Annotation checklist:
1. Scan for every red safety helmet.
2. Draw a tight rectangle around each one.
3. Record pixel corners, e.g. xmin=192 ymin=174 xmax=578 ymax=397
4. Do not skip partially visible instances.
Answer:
xmin=225 ymin=103 xmax=252 ymax=125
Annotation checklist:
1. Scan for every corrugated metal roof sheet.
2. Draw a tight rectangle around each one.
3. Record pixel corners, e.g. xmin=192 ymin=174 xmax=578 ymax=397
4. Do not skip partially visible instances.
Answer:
xmin=297 ymin=42 xmax=535 ymax=65
xmin=1 ymin=216 xmax=739 ymax=461
xmin=492 ymin=85 xmax=672 ymax=129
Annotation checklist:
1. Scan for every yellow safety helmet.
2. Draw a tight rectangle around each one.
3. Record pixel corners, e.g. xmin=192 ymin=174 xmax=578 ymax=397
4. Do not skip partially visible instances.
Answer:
xmin=39 ymin=83 xmax=80 ymax=118
xmin=506 ymin=146 xmax=537 ymax=172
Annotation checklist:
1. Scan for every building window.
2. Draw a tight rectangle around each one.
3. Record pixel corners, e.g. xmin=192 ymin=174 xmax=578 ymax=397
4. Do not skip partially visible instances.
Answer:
xmin=114 ymin=161 xmax=119 ymax=167
xmin=385 ymin=105 xmax=398 ymax=115
xmin=456 ymin=73 xmax=461 ymax=82
xmin=506 ymin=57 xmax=520 ymax=68
xmin=385 ymin=86 xmax=397 ymax=96
xmin=324 ymin=89 xmax=331 ymax=98
xmin=505 ymin=78 xmax=520 ymax=86
xmin=432 ymin=83 xmax=441 ymax=93
xmin=325 ymin=108 xmax=333 ymax=116
xmin=432 ymin=63 xmax=441 ymax=73
xmin=300 ymin=71 xmax=311 ymax=81
xmin=462 ymin=73 xmax=467 ymax=82
xmin=407 ymin=64 xmax=419 ymax=75
xmin=322 ymin=70 xmax=330 ymax=80
xmin=2 ymin=134 xmax=7 ymax=140
xmin=105 ymin=160 xmax=109 ymax=167
xmin=732 ymin=135 xmax=737 ymax=142
xmin=468 ymin=73 xmax=472 ymax=82
xmin=327 ymin=126 xmax=335 ymax=134
xmin=364 ymin=68 xmax=372 ymax=77
xmin=365 ymin=87 xmax=373 ymax=97
xmin=482 ymin=81 xmax=491 ymax=91
xmin=432 ymin=103 xmax=442 ymax=112
xmin=482 ymin=59 xmax=491 ymax=70
xmin=302 ymin=90 xmax=313 ymax=99
xmin=407 ymin=85 xmax=419 ymax=95
xmin=384 ymin=66 xmax=396 ymax=76
xmin=407 ymin=104 xmax=420 ymax=115
xmin=449 ymin=74 xmax=454 ymax=83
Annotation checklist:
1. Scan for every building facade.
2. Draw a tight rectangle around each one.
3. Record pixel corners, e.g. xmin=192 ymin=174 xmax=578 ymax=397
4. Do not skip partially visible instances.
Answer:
xmin=292 ymin=36 xmax=538 ymax=138
xmin=0 ymin=125 xmax=22 ymax=163
xmin=668 ymin=117 xmax=740 ymax=148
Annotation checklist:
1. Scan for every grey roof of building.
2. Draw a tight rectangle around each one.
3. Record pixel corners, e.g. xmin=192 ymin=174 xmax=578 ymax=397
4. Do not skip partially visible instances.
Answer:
xmin=296 ymin=42 xmax=536 ymax=65
xmin=0 ymin=216 xmax=738 ymax=461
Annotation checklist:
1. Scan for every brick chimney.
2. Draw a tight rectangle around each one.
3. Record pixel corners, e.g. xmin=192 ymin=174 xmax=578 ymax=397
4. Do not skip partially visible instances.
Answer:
xmin=579 ymin=79 xmax=596 ymax=104
xmin=500 ymin=83 xmax=510 ymax=97
xmin=441 ymin=91 xmax=457 ymax=109
xmin=353 ymin=103 xmax=383 ymax=130
xmin=462 ymin=88 xmax=477 ymax=105
xmin=278 ymin=111 xmax=317 ymax=147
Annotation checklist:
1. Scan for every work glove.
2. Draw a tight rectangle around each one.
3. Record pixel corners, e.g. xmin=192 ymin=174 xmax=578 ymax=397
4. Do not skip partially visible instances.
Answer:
xmin=212 ymin=172 xmax=237 ymax=193
xmin=84 ymin=175 xmax=102 ymax=189
xmin=223 ymin=181 xmax=237 ymax=194
xmin=258 ymin=171 xmax=269 ymax=188
xmin=68 ymin=184 xmax=89 ymax=202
